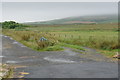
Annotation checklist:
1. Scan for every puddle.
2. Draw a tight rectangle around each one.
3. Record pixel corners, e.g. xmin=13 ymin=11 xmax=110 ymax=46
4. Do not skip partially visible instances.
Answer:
xmin=4 ymin=36 xmax=8 ymax=38
xmin=64 ymin=50 xmax=77 ymax=56
xmin=12 ymin=42 xmax=18 ymax=44
xmin=6 ymin=61 xmax=19 ymax=64
xmin=6 ymin=59 xmax=40 ymax=64
xmin=0 ymin=56 xmax=5 ymax=58
xmin=44 ymin=57 xmax=75 ymax=63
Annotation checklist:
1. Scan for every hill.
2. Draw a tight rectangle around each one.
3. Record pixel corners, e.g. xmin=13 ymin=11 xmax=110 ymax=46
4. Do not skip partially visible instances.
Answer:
xmin=24 ymin=14 xmax=118 ymax=25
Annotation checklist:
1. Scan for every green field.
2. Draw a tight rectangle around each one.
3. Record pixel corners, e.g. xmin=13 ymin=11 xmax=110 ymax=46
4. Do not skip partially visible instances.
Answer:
xmin=3 ymin=23 xmax=119 ymax=58
xmin=26 ymin=23 xmax=118 ymax=31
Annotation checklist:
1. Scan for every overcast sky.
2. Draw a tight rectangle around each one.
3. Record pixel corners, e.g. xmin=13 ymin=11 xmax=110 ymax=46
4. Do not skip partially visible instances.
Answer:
xmin=1 ymin=2 xmax=118 ymax=23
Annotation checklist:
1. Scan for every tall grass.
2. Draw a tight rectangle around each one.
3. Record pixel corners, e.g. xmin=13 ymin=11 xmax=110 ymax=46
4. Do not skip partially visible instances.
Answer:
xmin=2 ymin=23 xmax=119 ymax=57
xmin=50 ymin=31 xmax=119 ymax=50
xmin=3 ymin=30 xmax=119 ymax=51
xmin=2 ymin=30 xmax=61 ymax=51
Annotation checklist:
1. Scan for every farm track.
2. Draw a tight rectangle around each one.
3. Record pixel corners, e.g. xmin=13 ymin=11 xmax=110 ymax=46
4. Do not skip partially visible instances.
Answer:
xmin=2 ymin=35 xmax=118 ymax=78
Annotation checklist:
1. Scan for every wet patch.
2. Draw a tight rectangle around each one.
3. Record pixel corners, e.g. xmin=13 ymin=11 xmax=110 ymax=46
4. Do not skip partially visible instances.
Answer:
xmin=12 ymin=42 xmax=18 ymax=44
xmin=64 ymin=49 xmax=78 ymax=56
xmin=4 ymin=36 xmax=8 ymax=38
xmin=44 ymin=57 xmax=75 ymax=63
xmin=0 ymin=56 xmax=5 ymax=58
xmin=6 ymin=61 xmax=19 ymax=64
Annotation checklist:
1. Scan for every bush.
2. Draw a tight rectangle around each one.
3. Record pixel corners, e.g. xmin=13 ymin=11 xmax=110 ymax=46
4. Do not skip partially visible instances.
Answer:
xmin=2 ymin=21 xmax=29 ymax=29
xmin=36 ymin=41 xmax=49 ymax=49
xmin=35 ymin=37 xmax=59 ymax=49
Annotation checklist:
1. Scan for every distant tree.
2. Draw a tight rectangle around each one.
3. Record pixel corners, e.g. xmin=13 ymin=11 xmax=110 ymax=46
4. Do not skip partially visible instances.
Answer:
xmin=0 ymin=23 xmax=2 ymax=28
xmin=2 ymin=21 xmax=28 ymax=29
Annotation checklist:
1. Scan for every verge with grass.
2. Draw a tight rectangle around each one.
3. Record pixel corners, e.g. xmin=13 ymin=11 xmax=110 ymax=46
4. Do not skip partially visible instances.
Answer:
xmin=2 ymin=23 xmax=119 ymax=58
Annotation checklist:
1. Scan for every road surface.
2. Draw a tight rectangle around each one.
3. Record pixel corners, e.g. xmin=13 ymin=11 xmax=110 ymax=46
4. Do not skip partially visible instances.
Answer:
xmin=2 ymin=35 xmax=118 ymax=78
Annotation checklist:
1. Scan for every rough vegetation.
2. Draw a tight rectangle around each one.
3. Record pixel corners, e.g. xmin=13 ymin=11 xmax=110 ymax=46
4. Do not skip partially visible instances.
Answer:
xmin=2 ymin=21 xmax=119 ymax=58
xmin=0 ymin=64 xmax=13 ymax=79
xmin=3 ymin=30 xmax=64 ymax=51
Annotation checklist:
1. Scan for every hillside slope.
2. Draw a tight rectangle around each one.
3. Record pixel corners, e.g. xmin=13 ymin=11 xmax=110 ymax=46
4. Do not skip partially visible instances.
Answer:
xmin=25 ymin=14 xmax=118 ymax=25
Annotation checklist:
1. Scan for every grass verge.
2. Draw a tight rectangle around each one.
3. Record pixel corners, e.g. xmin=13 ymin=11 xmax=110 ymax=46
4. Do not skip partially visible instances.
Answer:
xmin=60 ymin=43 xmax=85 ymax=51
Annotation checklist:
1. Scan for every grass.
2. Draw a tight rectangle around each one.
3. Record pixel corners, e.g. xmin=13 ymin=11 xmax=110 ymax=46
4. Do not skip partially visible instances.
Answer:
xmin=2 ymin=30 xmax=64 ymax=51
xmin=60 ymin=43 xmax=85 ymax=51
xmin=98 ymin=49 xmax=120 ymax=58
xmin=42 ymin=45 xmax=64 ymax=51
xmin=2 ymin=23 xmax=119 ymax=58
xmin=27 ymin=23 xmax=118 ymax=32
xmin=49 ymin=31 xmax=119 ymax=51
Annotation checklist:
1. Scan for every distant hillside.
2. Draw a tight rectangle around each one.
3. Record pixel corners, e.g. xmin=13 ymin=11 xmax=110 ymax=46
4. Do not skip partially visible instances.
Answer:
xmin=25 ymin=14 xmax=118 ymax=25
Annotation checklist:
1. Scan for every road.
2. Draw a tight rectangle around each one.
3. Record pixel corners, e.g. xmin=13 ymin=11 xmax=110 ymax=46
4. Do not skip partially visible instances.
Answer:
xmin=2 ymin=35 xmax=118 ymax=78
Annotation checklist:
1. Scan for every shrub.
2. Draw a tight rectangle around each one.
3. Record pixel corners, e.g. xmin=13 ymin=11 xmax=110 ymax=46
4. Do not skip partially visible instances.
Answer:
xmin=36 ymin=41 xmax=49 ymax=49
xmin=2 ymin=21 xmax=30 ymax=29
xmin=35 ymin=36 xmax=59 ymax=50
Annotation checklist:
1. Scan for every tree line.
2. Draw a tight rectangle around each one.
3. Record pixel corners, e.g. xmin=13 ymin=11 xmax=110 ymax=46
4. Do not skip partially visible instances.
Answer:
xmin=0 ymin=21 xmax=30 ymax=29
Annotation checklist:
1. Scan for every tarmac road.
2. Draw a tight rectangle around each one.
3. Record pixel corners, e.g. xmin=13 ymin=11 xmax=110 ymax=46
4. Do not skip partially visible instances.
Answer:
xmin=2 ymin=35 xmax=118 ymax=78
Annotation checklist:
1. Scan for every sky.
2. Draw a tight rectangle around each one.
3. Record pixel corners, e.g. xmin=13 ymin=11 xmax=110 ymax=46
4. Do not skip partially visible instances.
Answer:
xmin=1 ymin=1 xmax=118 ymax=23
xmin=1 ymin=0 xmax=119 ymax=2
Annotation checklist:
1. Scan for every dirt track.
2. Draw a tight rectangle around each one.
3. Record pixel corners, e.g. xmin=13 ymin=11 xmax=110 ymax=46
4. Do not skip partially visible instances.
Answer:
xmin=2 ymin=35 xmax=118 ymax=78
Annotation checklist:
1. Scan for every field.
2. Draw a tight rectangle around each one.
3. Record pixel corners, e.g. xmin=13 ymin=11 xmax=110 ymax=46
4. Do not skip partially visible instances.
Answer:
xmin=2 ymin=23 xmax=119 ymax=58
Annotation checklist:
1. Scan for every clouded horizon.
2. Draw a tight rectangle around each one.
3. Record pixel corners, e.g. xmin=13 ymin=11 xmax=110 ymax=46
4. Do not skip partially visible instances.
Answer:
xmin=1 ymin=2 xmax=118 ymax=23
